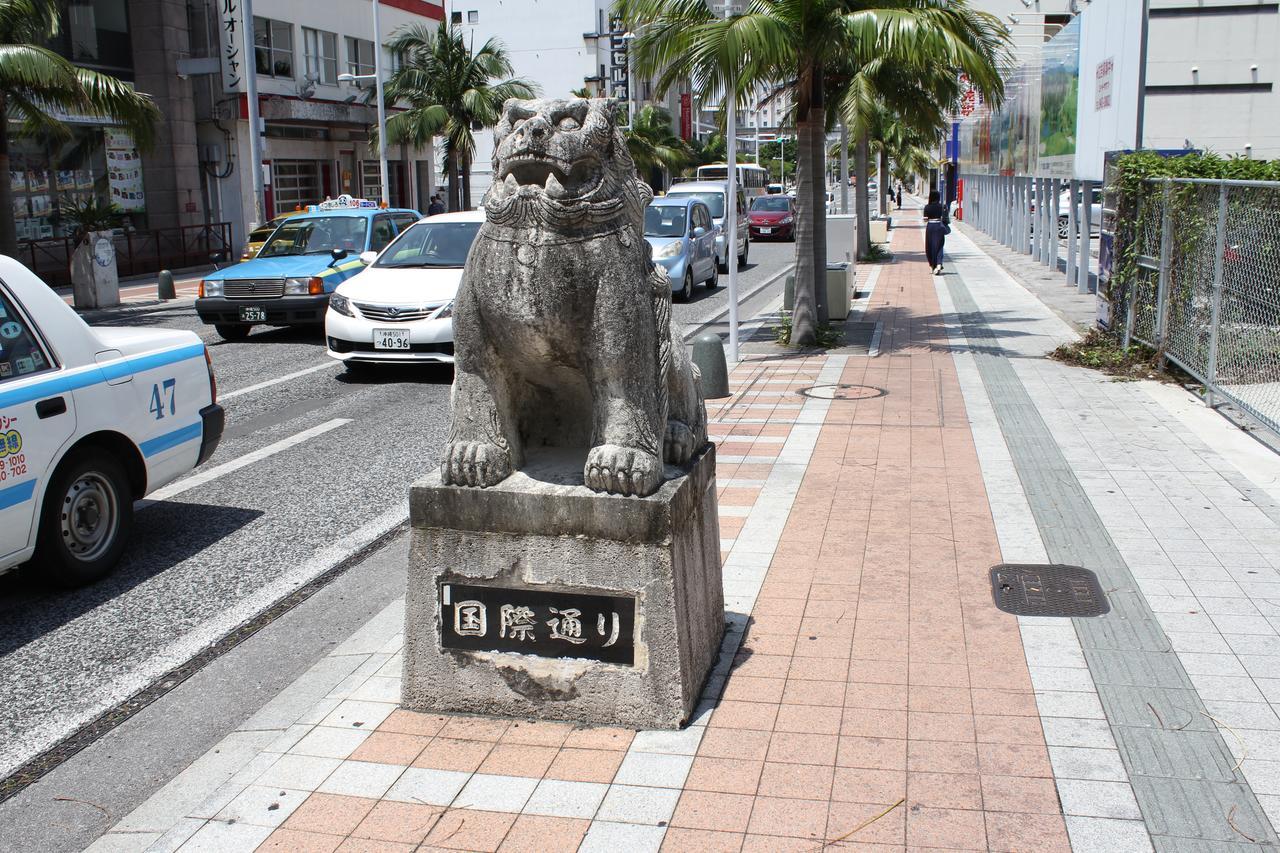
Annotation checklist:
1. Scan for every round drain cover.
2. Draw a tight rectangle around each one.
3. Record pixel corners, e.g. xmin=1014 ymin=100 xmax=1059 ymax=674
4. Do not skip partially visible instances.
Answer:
xmin=797 ymin=384 xmax=886 ymax=400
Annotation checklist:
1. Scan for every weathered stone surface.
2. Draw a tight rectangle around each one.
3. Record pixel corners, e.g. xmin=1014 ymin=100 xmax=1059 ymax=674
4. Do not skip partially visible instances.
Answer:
xmin=403 ymin=447 xmax=724 ymax=729
xmin=441 ymin=97 xmax=708 ymax=498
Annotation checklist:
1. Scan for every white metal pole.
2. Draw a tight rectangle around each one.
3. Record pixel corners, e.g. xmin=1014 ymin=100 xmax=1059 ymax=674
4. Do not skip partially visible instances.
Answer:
xmin=839 ymin=121 xmax=849 ymax=215
xmin=242 ymin=0 xmax=265 ymax=226
xmin=726 ymin=103 xmax=739 ymax=364
xmin=373 ymin=0 xmax=390 ymax=206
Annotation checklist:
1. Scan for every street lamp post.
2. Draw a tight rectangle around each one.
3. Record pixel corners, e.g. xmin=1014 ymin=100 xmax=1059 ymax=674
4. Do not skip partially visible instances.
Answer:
xmin=372 ymin=0 xmax=389 ymax=206
xmin=241 ymin=0 xmax=265 ymax=227
xmin=340 ymin=1 xmax=390 ymax=206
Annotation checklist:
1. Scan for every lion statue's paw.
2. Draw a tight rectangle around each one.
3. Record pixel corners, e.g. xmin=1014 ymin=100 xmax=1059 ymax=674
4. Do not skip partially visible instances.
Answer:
xmin=584 ymin=444 xmax=662 ymax=497
xmin=441 ymin=441 xmax=513 ymax=488
xmin=665 ymin=420 xmax=697 ymax=466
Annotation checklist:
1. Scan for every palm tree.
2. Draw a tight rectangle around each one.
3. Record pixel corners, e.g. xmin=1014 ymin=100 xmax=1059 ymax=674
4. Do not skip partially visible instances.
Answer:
xmin=0 ymin=0 xmax=160 ymax=256
xmin=618 ymin=0 xmax=1009 ymax=346
xmin=834 ymin=54 xmax=1003 ymax=256
xmin=382 ymin=22 xmax=535 ymax=211
xmin=625 ymin=105 xmax=690 ymax=190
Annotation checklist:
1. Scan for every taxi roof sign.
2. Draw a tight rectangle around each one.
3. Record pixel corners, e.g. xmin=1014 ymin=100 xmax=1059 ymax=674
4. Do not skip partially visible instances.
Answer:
xmin=314 ymin=194 xmax=379 ymax=211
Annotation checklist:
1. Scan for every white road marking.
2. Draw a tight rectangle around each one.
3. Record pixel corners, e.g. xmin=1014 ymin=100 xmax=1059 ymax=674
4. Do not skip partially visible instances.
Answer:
xmin=141 ymin=418 xmax=352 ymax=506
xmin=219 ymin=361 xmax=340 ymax=400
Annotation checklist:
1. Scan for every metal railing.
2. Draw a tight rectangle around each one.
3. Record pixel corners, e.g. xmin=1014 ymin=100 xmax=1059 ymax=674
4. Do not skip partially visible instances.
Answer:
xmin=18 ymin=222 xmax=233 ymax=286
xmin=1118 ymin=177 xmax=1280 ymax=431
xmin=960 ymin=172 xmax=1101 ymax=295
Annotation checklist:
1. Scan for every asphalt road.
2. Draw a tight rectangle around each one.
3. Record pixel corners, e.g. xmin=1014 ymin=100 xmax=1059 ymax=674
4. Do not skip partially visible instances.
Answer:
xmin=0 ymin=237 xmax=795 ymax=787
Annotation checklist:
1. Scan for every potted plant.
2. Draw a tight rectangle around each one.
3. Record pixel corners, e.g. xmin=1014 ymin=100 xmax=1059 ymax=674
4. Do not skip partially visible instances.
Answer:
xmin=57 ymin=197 xmax=124 ymax=309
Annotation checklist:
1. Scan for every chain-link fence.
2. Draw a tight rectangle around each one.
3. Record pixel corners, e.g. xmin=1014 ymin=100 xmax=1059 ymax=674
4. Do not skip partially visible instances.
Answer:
xmin=1122 ymin=178 xmax=1280 ymax=431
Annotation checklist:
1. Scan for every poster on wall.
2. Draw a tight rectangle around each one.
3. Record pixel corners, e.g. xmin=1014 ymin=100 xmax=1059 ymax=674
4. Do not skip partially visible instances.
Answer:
xmin=105 ymin=128 xmax=146 ymax=211
xmin=1038 ymin=16 xmax=1080 ymax=177
xmin=1074 ymin=0 xmax=1142 ymax=181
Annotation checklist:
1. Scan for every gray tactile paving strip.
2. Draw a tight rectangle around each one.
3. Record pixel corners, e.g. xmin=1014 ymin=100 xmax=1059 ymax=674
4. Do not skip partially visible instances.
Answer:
xmin=947 ymin=271 xmax=1280 ymax=851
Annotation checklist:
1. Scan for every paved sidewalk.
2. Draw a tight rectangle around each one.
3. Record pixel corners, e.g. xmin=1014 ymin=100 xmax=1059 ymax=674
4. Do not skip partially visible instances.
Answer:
xmin=82 ymin=207 xmax=1280 ymax=852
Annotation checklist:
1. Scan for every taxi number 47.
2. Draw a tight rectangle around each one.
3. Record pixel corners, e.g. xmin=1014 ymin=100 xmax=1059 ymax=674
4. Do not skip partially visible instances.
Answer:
xmin=149 ymin=378 xmax=176 ymax=420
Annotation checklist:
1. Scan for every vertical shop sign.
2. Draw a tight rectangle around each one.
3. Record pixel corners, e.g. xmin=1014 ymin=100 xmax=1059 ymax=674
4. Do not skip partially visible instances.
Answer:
xmin=680 ymin=93 xmax=692 ymax=141
xmin=105 ymin=129 xmax=146 ymax=211
xmin=219 ymin=0 xmax=244 ymax=92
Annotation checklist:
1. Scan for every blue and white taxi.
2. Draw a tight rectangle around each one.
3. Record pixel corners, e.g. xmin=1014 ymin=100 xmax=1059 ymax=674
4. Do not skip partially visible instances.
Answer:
xmin=0 ymin=255 xmax=224 ymax=586
xmin=196 ymin=196 xmax=420 ymax=341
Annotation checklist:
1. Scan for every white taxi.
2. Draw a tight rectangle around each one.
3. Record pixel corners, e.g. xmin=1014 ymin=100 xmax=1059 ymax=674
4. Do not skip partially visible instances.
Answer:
xmin=0 ymin=255 xmax=224 ymax=586
xmin=324 ymin=211 xmax=483 ymax=370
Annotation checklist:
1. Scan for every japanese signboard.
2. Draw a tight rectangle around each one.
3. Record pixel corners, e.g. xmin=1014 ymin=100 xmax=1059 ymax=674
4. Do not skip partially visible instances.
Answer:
xmin=218 ymin=0 xmax=245 ymax=92
xmin=440 ymin=583 xmax=636 ymax=665
xmin=680 ymin=93 xmax=692 ymax=141
xmin=1095 ymin=57 xmax=1114 ymax=112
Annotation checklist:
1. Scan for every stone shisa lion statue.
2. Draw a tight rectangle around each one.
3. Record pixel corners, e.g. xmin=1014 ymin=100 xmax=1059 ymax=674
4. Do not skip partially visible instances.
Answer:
xmin=441 ymin=97 xmax=708 ymax=497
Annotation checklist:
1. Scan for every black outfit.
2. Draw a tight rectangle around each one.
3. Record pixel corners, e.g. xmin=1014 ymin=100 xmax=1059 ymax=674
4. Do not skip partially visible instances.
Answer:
xmin=923 ymin=201 xmax=949 ymax=269
xmin=896 ymin=187 xmax=903 ymax=208
xmin=427 ymin=201 xmax=446 ymax=216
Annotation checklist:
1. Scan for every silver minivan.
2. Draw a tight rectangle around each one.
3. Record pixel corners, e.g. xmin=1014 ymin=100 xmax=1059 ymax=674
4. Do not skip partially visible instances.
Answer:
xmin=664 ymin=180 xmax=750 ymax=270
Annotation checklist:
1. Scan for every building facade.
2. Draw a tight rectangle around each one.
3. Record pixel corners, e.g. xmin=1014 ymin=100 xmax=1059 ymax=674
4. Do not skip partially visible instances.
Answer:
xmin=8 ymin=0 xmax=443 ymax=257
xmin=195 ymin=0 xmax=445 ymax=247
xmin=969 ymin=0 xmax=1278 ymax=161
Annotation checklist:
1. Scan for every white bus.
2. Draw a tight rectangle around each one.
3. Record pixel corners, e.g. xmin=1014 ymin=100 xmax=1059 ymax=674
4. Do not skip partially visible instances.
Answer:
xmin=696 ymin=163 xmax=769 ymax=196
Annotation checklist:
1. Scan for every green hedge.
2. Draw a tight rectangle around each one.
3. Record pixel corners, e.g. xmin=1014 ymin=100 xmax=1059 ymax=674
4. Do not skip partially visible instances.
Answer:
xmin=1107 ymin=152 xmax=1280 ymax=337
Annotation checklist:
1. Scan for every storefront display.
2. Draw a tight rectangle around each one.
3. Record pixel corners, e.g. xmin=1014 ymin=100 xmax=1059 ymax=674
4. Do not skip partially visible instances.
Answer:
xmin=6 ymin=123 xmax=145 ymax=242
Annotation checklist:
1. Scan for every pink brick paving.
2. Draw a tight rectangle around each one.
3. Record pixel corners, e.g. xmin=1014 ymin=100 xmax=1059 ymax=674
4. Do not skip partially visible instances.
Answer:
xmin=254 ymin=213 xmax=1068 ymax=852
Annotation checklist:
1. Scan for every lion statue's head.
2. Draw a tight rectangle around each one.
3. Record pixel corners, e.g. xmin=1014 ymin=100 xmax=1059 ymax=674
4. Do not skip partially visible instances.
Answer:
xmin=482 ymin=97 xmax=650 ymax=230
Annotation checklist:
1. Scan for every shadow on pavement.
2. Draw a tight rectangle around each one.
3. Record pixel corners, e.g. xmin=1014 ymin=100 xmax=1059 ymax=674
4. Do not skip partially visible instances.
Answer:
xmin=0 ymin=503 xmax=264 ymax=655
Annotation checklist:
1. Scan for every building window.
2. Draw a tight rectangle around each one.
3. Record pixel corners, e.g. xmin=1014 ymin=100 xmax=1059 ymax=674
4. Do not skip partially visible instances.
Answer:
xmin=254 ymin=17 xmax=294 ymax=78
xmin=451 ymin=11 xmax=462 ymax=24
xmin=468 ymin=10 xmax=479 ymax=23
xmin=346 ymin=36 xmax=375 ymax=78
xmin=303 ymin=27 xmax=338 ymax=85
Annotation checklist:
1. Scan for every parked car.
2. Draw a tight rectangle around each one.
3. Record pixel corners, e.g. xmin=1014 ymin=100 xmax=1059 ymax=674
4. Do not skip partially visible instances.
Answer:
xmin=748 ymin=194 xmax=795 ymax=241
xmin=663 ymin=180 xmax=750 ymax=270
xmin=1058 ymin=188 xmax=1103 ymax=239
xmin=643 ymin=197 xmax=720 ymax=301
xmin=0 ymin=255 xmax=224 ymax=586
xmin=325 ymin=211 xmax=483 ymax=370
xmin=196 ymin=197 xmax=421 ymax=340
xmin=239 ymin=209 xmax=307 ymax=261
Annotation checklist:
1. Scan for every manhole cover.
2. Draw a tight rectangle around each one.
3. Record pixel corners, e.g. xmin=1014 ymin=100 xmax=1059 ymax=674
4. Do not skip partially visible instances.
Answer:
xmin=797 ymin=384 xmax=886 ymax=400
xmin=990 ymin=564 xmax=1110 ymax=617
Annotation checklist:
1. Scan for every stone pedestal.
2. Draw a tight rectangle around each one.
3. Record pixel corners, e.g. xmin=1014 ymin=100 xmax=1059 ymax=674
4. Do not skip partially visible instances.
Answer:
xmin=70 ymin=232 xmax=120 ymax=309
xmin=402 ymin=446 xmax=723 ymax=730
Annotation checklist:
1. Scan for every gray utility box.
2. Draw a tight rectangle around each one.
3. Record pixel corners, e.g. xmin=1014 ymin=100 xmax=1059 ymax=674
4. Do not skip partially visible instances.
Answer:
xmin=402 ymin=447 xmax=724 ymax=730
xmin=784 ymin=263 xmax=855 ymax=321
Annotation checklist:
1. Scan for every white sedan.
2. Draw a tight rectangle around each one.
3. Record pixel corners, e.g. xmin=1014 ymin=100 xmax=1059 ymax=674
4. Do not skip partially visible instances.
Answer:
xmin=324 ymin=211 xmax=483 ymax=370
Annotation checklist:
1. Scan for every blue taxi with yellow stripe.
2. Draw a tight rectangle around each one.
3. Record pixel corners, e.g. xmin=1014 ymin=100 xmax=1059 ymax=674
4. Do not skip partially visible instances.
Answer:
xmin=196 ymin=196 xmax=421 ymax=341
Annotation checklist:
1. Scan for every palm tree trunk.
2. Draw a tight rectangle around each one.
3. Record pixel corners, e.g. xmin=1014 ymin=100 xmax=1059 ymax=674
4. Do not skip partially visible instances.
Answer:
xmin=855 ymin=133 xmax=871 ymax=260
xmin=879 ymin=146 xmax=891 ymax=215
xmin=790 ymin=77 xmax=820 ymax=348
xmin=446 ymin=148 xmax=461 ymax=212
xmin=0 ymin=102 xmax=18 ymax=258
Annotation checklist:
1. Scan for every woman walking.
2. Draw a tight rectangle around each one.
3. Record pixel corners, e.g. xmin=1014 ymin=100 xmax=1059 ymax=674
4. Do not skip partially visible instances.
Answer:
xmin=923 ymin=190 xmax=949 ymax=275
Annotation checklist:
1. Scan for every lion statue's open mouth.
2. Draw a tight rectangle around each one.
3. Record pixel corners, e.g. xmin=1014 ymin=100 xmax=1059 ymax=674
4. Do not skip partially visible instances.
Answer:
xmin=494 ymin=153 xmax=604 ymax=201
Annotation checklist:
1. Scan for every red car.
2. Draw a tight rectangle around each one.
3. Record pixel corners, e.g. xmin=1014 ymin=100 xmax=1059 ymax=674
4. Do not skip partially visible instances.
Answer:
xmin=748 ymin=195 xmax=795 ymax=241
